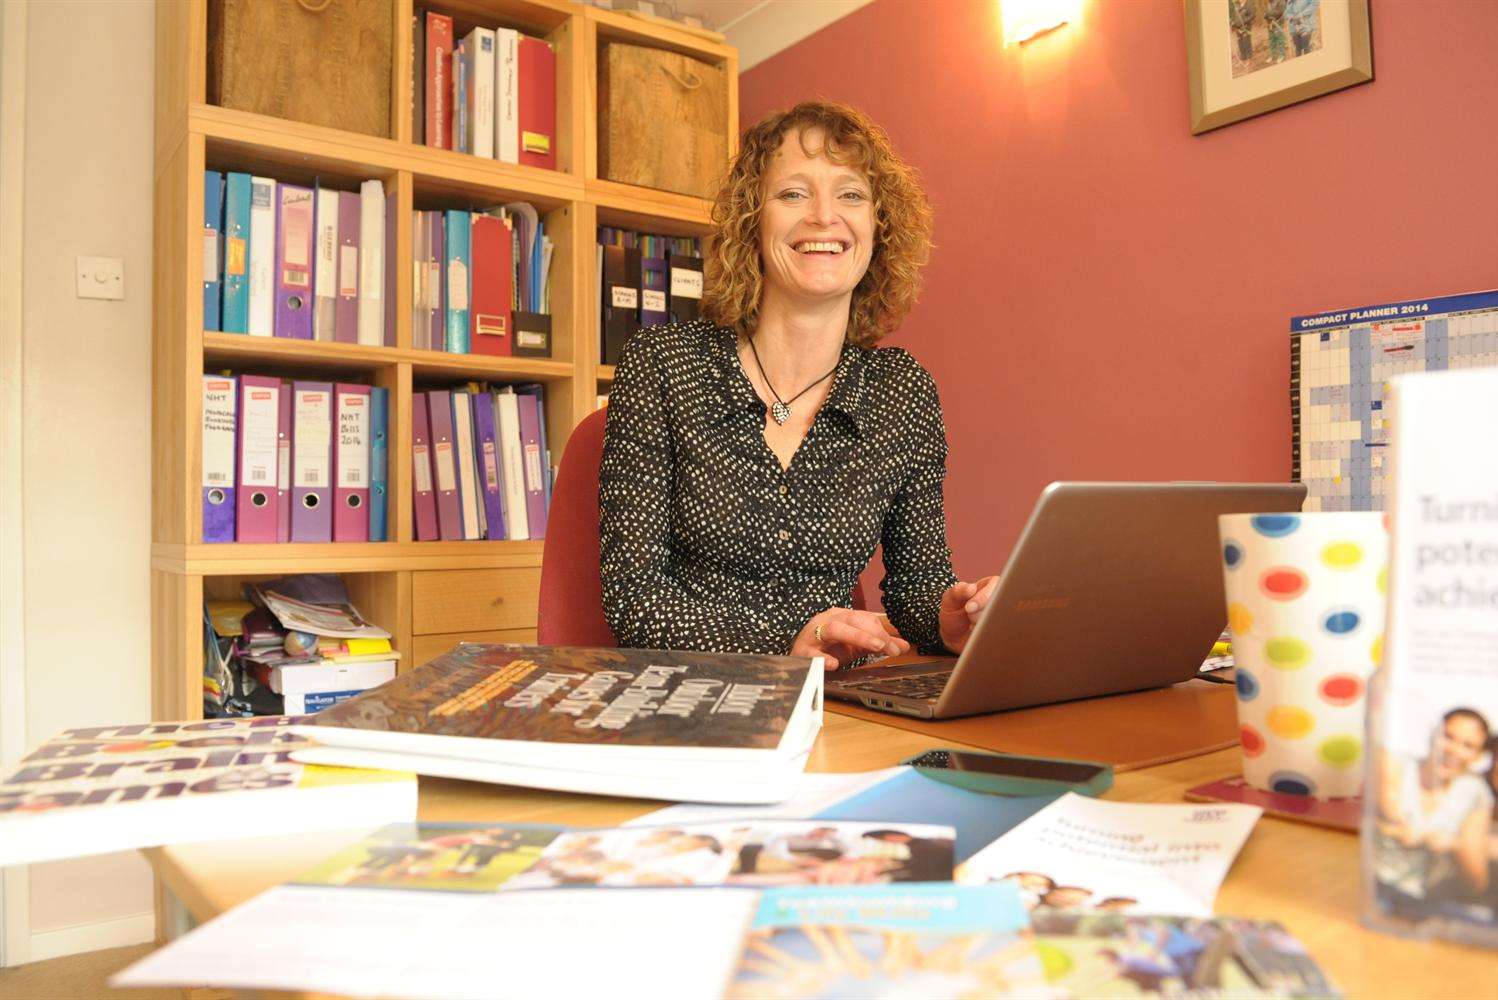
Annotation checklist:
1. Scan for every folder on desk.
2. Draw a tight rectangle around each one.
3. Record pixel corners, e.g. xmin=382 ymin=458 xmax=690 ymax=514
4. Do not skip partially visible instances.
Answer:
xmin=451 ymin=390 xmax=481 ymax=540
xmin=235 ymin=375 xmax=281 ymax=542
xmin=426 ymin=390 xmax=462 ymax=540
xmin=201 ymin=375 xmax=236 ymax=543
xmin=494 ymin=388 xmax=529 ymax=540
xmin=517 ymin=36 xmax=555 ymax=171
xmin=220 ymin=172 xmax=251 ymax=333
xmin=290 ymin=381 xmax=333 ymax=543
xmin=357 ymin=180 xmax=385 ymax=347
xmin=600 ymin=244 xmax=641 ymax=364
xmin=333 ymin=383 xmax=371 ymax=542
xmin=312 ymin=187 xmax=338 ymax=342
xmin=335 ymin=190 xmax=360 ymax=344
xmin=274 ymin=184 xmax=314 ymax=340
xmin=471 ymin=390 xmax=507 ymax=540
xmin=203 ymin=171 xmax=224 ymax=332
xmin=277 ymin=384 xmax=292 ymax=542
xmin=668 ymin=254 xmax=703 ymax=325
xmin=470 ymin=213 xmax=512 ymax=357
xmin=411 ymin=392 xmax=440 ymax=542
xmin=246 ymin=176 xmax=276 ymax=337
xmin=444 ymin=210 xmax=472 ymax=353
xmin=369 ymin=385 xmax=389 ymax=543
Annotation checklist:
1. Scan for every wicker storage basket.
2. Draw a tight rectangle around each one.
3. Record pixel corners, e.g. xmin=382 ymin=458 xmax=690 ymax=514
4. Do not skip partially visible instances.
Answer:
xmin=598 ymin=42 xmax=728 ymax=199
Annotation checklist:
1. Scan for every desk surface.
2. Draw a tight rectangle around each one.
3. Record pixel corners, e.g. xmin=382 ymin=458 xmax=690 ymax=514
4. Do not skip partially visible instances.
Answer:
xmin=146 ymin=713 xmax=1485 ymax=997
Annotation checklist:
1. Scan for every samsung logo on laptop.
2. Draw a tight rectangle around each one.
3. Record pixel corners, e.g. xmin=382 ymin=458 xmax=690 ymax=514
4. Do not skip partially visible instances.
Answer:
xmin=1013 ymin=597 xmax=1072 ymax=613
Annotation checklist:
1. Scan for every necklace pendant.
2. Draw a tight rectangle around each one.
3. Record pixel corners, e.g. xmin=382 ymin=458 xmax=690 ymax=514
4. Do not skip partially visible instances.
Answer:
xmin=770 ymin=401 xmax=791 ymax=425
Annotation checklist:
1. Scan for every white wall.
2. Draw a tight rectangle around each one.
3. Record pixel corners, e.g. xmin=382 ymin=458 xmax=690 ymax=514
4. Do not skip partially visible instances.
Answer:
xmin=13 ymin=0 xmax=157 ymax=963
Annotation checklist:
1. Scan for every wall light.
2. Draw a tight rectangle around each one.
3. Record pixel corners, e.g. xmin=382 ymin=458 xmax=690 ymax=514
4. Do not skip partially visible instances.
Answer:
xmin=1001 ymin=0 xmax=1082 ymax=46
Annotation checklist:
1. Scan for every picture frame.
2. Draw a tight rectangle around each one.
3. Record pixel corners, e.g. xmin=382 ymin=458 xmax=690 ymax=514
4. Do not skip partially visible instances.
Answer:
xmin=1184 ymin=0 xmax=1373 ymax=135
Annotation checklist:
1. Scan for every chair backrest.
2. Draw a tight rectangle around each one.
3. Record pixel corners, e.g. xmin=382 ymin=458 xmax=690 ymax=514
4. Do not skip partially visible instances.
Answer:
xmin=536 ymin=407 xmax=617 ymax=647
xmin=536 ymin=406 xmax=868 ymax=648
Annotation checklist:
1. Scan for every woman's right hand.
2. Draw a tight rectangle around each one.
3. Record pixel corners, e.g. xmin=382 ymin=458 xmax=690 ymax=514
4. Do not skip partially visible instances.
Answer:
xmin=791 ymin=608 xmax=909 ymax=670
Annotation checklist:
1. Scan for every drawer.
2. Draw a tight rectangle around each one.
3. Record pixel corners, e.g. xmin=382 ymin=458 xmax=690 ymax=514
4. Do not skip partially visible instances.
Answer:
xmin=411 ymin=629 xmax=537 ymax=668
xmin=412 ymin=568 xmax=541 ymax=635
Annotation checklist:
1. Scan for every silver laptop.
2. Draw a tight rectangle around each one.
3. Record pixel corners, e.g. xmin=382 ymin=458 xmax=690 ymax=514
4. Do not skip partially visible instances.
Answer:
xmin=826 ymin=481 xmax=1307 ymax=719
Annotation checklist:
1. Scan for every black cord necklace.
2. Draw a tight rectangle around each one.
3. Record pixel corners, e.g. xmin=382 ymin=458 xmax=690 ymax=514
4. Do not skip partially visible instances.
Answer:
xmin=747 ymin=336 xmax=839 ymax=425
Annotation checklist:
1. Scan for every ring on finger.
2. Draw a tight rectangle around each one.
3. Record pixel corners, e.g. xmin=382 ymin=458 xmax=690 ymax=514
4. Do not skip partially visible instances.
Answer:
xmin=814 ymin=623 xmax=826 ymax=644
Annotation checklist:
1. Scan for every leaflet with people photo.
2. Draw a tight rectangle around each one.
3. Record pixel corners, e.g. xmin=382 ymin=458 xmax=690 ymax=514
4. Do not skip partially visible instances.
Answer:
xmin=955 ymin=793 xmax=1261 ymax=917
xmin=113 ymin=819 xmax=957 ymax=997
xmin=1367 ymin=370 xmax=1498 ymax=945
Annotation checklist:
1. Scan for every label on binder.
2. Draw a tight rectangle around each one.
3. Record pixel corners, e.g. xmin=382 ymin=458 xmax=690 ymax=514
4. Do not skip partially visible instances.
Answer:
xmin=202 ymin=380 xmax=235 ymax=487
xmin=202 ymin=230 xmax=219 ymax=277
xmin=482 ymin=441 xmax=499 ymax=491
xmin=521 ymin=130 xmax=551 ymax=155
xmin=225 ymin=236 xmax=246 ymax=276
xmin=293 ymin=390 xmax=331 ymax=489
xmin=611 ymin=286 xmax=638 ymax=310
xmin=671 ymin=269 xmax=703 ymax=299
xmin=339 ymin=246 xmax=358 ymax=297
xmin=241 ymin=389 xmax=278 ymax=487
xmin=642 ymin=289 xmax=666 ymax=314
xmin=449 ymin=260 xmax=469 ymax=310
xmin=414 ymin=444 xmax=433 ymax=493
xmin=338 ymin=395 xmax=368 ymax=488
xmin=524 ymin=442 xmax=543 ymax=487
xmin=426 ymin=262 xmax=442 ymax=309
xmin=433 ymin=441 xmax=457 ymax=492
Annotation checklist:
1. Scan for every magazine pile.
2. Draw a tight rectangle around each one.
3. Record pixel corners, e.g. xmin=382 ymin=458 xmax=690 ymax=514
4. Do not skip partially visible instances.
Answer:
xmin=288 ymin=643 xmax=826 ymax=803
xmin=115 ymin=779 xmax=1344 ymax=998
xmin=0 ymin=715 xmax=415 ymax=866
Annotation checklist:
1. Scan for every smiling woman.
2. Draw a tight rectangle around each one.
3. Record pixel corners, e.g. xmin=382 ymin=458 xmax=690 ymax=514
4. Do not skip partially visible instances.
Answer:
xmin=597 ymin=100 xmax=1000 ymax=671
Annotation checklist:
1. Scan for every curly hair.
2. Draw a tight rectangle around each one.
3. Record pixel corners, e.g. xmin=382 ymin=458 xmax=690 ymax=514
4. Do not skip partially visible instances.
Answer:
xmin=700 ymin=101 xmax=933 ymax=348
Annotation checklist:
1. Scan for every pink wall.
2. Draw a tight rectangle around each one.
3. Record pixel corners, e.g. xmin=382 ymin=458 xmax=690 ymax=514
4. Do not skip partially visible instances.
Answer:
xmin=740 ymin=0 xmax=1498 ymax=588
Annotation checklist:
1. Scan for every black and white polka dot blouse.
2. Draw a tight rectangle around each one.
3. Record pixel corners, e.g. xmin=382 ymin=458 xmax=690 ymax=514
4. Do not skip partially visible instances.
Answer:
xmin=598 ymin=318 xmax=959 ymax=656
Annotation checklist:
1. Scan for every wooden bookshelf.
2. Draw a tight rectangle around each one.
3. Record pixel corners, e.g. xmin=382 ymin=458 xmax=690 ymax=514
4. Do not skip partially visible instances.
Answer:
xmin=153 ymin=0 xmax=738 ymax=721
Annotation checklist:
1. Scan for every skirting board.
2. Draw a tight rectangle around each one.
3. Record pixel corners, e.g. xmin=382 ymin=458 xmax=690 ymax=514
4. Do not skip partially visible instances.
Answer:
xmin=25 ymin=912 xmax=154 ymax=966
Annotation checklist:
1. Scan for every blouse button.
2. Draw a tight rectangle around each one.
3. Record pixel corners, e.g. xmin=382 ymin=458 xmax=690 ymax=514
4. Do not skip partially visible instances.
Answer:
xmin=778 ymin=484 xmax=788 ymax=496
xmin=777 ymin=529 xmax=790 ymax=541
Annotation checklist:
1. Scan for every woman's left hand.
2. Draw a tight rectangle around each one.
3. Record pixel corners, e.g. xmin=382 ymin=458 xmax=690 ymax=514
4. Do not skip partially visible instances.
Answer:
xmin=938 ymin=576 xmax=999 ymax=654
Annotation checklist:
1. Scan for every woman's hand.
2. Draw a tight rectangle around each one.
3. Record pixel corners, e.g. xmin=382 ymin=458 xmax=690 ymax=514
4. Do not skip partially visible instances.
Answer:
xmin=792 ymin=608 xmax=909 ymax=670
xmin=938 ymin=576 xmax=1000 ymax=654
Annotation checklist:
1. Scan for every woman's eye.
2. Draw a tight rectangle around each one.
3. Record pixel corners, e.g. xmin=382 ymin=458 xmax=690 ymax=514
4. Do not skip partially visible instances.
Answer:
xmin=779 ymin=190 xmax=807 ymax=201
xmin=841 ymin=191 xmax=868 ymax=202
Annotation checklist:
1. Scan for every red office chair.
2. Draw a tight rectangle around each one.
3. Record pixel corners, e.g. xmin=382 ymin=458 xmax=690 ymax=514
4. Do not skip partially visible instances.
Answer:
xmin=536 ymin=407 xmax=867 ymax=647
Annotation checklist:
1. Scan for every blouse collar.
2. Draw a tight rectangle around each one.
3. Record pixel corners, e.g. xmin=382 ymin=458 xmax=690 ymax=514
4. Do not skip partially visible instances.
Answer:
xmin=704 ymin=321 xmax=869 ymax=437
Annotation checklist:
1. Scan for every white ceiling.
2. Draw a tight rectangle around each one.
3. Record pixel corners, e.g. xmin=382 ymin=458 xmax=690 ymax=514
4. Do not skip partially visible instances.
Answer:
xmin=658 ymin=0 xmax=876 ymax=70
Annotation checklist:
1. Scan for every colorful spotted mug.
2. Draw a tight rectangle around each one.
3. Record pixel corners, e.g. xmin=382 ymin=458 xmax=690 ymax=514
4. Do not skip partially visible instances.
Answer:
xmin=1218 ymin=512 xmax=1388 ymax=800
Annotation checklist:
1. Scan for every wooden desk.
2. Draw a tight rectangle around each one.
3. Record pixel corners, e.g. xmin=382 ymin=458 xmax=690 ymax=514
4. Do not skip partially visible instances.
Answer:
xmin=145 ymin=714 xmax=1483 ymax=997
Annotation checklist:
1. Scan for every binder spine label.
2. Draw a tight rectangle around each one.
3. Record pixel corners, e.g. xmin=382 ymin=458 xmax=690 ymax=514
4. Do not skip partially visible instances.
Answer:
xmin=339 ymin=247 xmax=358 ymax=298
xmin=414 ymin=444 xmax=434 ymax=493
xmin=671 ymin=269 xmax=703 ymax=299
xmin=202 ymin=380 xmax=235 ymax=487
xmin=611 ymin=286 xmax=638 ymax=309
xmin=642 ymin=289 xmax=666 ymax=313
xmin=294 ymin=391 xmax=331 ymax=489
xmin=434 ymin=441 xmax=457 ymax=492
xmin=482 ymin=442 xmax=499 ymax=491
xmin=241 ymin=388 xmax=279 ymax=487
xmin=339 ymin=395 xmax=370 ymax=488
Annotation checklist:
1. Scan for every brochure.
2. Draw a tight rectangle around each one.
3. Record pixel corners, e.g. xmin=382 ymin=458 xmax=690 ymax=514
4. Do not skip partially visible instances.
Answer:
xmin=1031 ymin=910 xmax=1341 ymax=998
xmin=1367 ymin=369 xmax=1498 ymax=946
xmin=113 ymin=820 xmax=967 ymax=998
xmin=956 ymin=793 xmax=1261 ymax=916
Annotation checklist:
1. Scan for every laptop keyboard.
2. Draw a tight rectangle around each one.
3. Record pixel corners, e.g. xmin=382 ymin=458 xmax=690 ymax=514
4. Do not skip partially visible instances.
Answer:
xmin=843 ymin=672 xmax=952 ymax=701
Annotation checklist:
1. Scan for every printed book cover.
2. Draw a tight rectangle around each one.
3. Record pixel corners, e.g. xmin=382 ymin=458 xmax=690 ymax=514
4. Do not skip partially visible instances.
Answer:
xmin=294 ymin=643 xmax=824 ymax=760
xmin=0 ymin=716 xmax=416 ymax=866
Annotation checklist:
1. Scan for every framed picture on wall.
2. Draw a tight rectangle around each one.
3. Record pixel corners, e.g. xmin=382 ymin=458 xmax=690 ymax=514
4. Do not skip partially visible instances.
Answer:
xmin=1184 ymin=0 xmax=1373 ymax=134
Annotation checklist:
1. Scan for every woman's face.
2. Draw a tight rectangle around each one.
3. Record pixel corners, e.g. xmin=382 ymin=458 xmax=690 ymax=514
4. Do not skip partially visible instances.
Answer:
xmin=1433 ymin=715 xmax=1487 ymax=779
xmin=757 ymin=127 xmax=875 ymax=313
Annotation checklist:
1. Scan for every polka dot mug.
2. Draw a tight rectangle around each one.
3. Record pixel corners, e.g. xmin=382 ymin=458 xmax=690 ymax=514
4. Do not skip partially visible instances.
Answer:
xmin=1219 ymin=512 xmax=1388 ymax=800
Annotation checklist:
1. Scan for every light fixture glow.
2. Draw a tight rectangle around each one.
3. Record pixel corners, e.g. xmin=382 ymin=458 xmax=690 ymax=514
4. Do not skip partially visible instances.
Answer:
xmin=1001 ymin=0 xmax=1082 ymax=46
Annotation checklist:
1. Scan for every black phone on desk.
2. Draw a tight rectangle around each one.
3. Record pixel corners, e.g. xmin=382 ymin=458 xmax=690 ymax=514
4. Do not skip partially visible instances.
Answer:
xmin=900 ymin=748 xmax=1113 ymax=797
